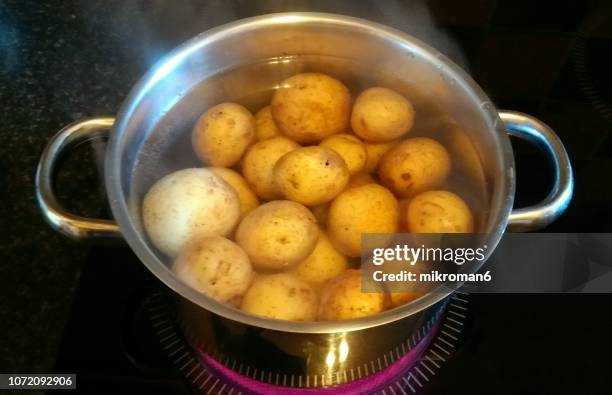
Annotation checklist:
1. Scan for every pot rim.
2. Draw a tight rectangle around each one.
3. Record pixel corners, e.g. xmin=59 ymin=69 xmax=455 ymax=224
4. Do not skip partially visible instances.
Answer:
xmin=105 ymin=12 xmax=514 ymax=334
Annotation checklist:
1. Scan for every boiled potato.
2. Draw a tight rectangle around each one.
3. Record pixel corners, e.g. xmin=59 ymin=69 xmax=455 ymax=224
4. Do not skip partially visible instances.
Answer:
xmin=211 ymin=167 xmax=259 ymax=219
xmin=192 ymin=102 xmax=255 ymax=167
xmin=142 ymin=168 xmax=240 ymax=257
xmin=236 ymin=200 xmax=319 ymax=271
xmin=255 ymin=105 xmax=281 ymax=141
xmin=242 ymin=136 xmax=300 ymax=200
xmin=345 ymin=172 xmax=375 ymax=190
xmin=292 ymin=230 xmax=349 ymax=285
xmin=173 ymin=236 xmax=253 ymax=303
xmin=351 ymin=87 xmax=415 ymax=142
xmin=405 ymin=190 xmax=474 ymax=233
xmin=320 ymin=134 xmax=367 ymax=175
xmin=271 ymin=73 xmax=351 ymax=144
xmin=328 ymin=184 xmax=399 ymax=257
xmin=273 ymin=146 xmax=350 ymax=206
xmin=241 ymin=273 xmax=318 ymax=320
xmin=310 ymin=203 xmax=329 ymax=226
xmin=390 ymin=292 xmax=423 ymax=308
xmin=378 ymin=137 xmax=451 ymax=198
xmin=318 ymin=269 xmax=387 ymax=320
xmin=363 ymin=140 xmax=398 ymax=172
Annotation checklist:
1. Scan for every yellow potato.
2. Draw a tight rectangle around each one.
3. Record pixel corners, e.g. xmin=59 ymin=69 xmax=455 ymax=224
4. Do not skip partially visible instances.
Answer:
xmin=235 ymin=200 xmax=319 ymax=271
xmin=351 ymin=87 xmax=415 ymax=142
xmin=173 ymin=236 xmax=253 ymax=303
xmin=320 ymin=134 xmax=367 ymax=175
xmin=318 ymin=269 xmax=387 ymax=321
xmin=389 ymin=292 xmax=423 ymax=308
xmin=292 ymin=230 xmax=349 ymax=285
xmin=405 ymin=190 xmax=474 ymax=233
xmin=241 ymin=273 xmax=318 ymax=321
xmin=378 ymin=137 xmax=451 ymax=198
xmin=363 ymin=140 xmax=398 ymax=172
xmin=254 ymin=105 xmax=281 ymax=141
xmin=273 ymin=146 xmax=350 ymax=206
xmin=211 ymin=167 xmax=259 ymax=219
xmin=345 ymin=172 xmax=376 ymax=190
xmin=328 ymin=184 xmax=399 ymax=257
xmin=142 ymin=168 xmax=240 ymax=257
xmin=271 ymin=73 xmax=351 ymax=144
xmin=192 ymin=102 xmax=255 ymax=167
xmin=241 ymin=136 xmax=300 ymax=200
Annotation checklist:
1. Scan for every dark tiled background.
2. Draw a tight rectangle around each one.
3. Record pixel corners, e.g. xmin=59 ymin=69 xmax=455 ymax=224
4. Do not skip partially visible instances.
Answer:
xmin=1 ymin=0 xmax=611 ymax=386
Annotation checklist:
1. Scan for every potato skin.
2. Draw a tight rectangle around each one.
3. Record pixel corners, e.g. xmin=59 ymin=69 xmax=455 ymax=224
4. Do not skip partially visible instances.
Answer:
xmin=363 ymin=140 xmax=398 ymax=172
xmin=292 ymin=230 xmax=349 ymax=285
xmin=241 ymin=273 xmax=318 ymax=320
xmin=236 ymin=200 xmax=319 ymax=271
xmin=273 ymin=146 xmax=350 ymax=206
xmin=242 ymin=137 xmax=300 ymax=200
xmin=271 ymin=73 xmax=351 ymax=144
xmin=142 ymin=168 xmax=240 ymax=257
xmin=192 ymin=102 xmax=255 ymax=167
xmin=211 ymin=167 xmax=260 ymax=219
xmin=318 ymin=269 xmax=387 ymax=321
xmin=328 ymin=184 xmax=399 ymax=257
xmin=378 ymin=137 xmax=451 ymax=198
xmin=351 ymin=87 xmax=415 ymax=142
xmin=173 ymin=236 xmax=253 ymax=303
xmin=255 ymin=105 xmax=281 ymax=141
xmin=320 ymin=134 xmax=367 ymax=175
xmin=406 ymin=190 xmax=474 ymax=233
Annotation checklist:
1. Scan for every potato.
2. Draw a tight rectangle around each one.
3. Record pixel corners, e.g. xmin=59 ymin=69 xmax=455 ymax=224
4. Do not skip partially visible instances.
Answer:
xmin=405 ymin=190 xmax=474 ymax=233
xmin=320 ymin=134 xmax=367 ymax=175
xmin=271 ymin=73 xmax=351 ymax=144
xmin=241 ymin=273 xmax=318 ymax=320
xmin=363 ymin=140 xmax=398 ymax=172
xmin=142 ymin=168 xmax=240 ymax=257
xmin=351 ymin=87 xmax=415 ymax=142
xmin=236 ymin=200 xmax=319 ymax=271
xmin=318 ymin=269 xmax=387 ymax=321
xmin=292 ymin=230 xmax=349 ymax=285
xmin=273 ymin=146 xmax=350 ymax=206
xmin=192 ymin=102 xmax=255 ymax=167
xmin=328 ymin=184 xmax=399 ymax=257
xmin=345 ymin=172 xmax=375 ymax=190
xmin=378 ymin=137 xmax=451 ymax=198
xmin=310 ymin=203 xmax=329 ymax=226
xmin=255 ymin=105 xmax=281 ymax=141
xmin=173 ymin=236 xmax=253 ymax=303
xmin=390 ymin=292 xmax=423 ymax=308
xmin=211 ymin=167 xmax=259 ymax=219
xmin=242 ymin=136 xmax=300 ymax=200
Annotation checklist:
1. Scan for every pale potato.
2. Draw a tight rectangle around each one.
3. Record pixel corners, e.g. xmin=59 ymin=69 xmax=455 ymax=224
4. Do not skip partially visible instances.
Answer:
xmin=255 ymin=106 xmax=281 ymax=141
xmin=235 ymin=200 xmax=319 ymax=271
xmin=271 ymin=73 xmax=351 ymax=144
xmin=363 ymin=140 xmax=398 ymax=172
xmin=273 ymin=146 xmax=350 ymax=206
xmin=378 ymin=137 xmax=451 ymax=198
xmin=241 ymin=136 xmax=300 ymax=200
xmin=320 ymin=134 xmax=367 ymax=175
xmin=192 ymin=102 xmax=255 ymax=167
xmin=328 ymin=184 xmax=399 ymax=257
xmin=241 ymin=273 xmax=318 ymax=320
xmin=292 ymin=230 xmax=349 ymax=285
xmin=390 ymin=292 xmax=423 ymax=308
xmin=142 ymin=168 xmax=240 ymax=257
xmin=351 ymin=87 xmax=415 ymax=142
xmin=405 ymin=190 xmax=474 ymax=233
xmin=173 ymin=236 xmax=253 ymax=303
xmin=211 ymin=167 xmax=259 ymax=219
xmin=318 ymin=269 xmax=387 ymax=321
xmin=345 ymin=172 xmax=376 ymax=190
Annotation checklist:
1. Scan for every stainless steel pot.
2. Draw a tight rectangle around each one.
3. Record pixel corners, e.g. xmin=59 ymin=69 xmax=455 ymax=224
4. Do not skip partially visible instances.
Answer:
xmin=35 ymin=13 xmax=573 ymax=382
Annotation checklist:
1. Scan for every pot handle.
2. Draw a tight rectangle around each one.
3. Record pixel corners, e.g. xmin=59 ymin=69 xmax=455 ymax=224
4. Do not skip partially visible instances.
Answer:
xmin=35 ymin=117 xmax=122 ymax=240
xmin=499 ymin=110 xmax=574 ymax=232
